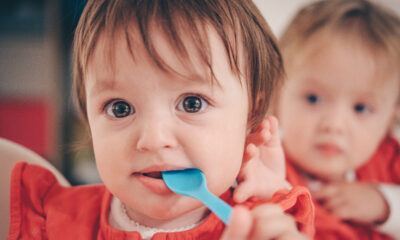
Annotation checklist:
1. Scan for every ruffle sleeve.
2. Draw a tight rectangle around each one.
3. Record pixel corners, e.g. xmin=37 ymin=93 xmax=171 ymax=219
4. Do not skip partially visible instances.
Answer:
xmin=8 ymin=161 xmax=59 ymax=239
xmin=244 ymin=186 xmax=315 ymax=238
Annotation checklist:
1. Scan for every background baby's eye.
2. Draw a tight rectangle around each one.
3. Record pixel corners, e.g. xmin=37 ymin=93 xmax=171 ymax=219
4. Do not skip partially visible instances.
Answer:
xmin=354 ymin=103 xmax=368 ymax=113
xmin=177 ymin=95 xmax=208 ymax=113
xmin=106 ymin=100 xmax=134 ymax=118
xmin=306 ymin=94 xmax=319 ymax=104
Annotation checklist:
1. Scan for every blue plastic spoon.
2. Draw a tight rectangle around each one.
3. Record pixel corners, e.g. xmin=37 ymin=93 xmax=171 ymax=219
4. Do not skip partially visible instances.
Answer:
xmin=162 ymin=168 xmax=232 ymax=224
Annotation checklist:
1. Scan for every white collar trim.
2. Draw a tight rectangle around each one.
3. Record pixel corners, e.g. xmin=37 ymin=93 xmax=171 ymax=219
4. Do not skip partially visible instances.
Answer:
xmin=108 ymin=196 xmax=201 ymax=239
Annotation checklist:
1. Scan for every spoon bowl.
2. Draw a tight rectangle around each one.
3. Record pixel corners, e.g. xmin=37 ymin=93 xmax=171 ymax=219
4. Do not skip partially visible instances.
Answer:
xmin=162 ymin=168 xmax=232 ymax=224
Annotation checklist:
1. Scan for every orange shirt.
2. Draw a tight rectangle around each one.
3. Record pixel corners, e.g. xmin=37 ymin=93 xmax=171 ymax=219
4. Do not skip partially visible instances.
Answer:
xmin=8 ymin=162 xmax=315 ymax=240
xmin=286 ymin=135 xmax=400 ymax=240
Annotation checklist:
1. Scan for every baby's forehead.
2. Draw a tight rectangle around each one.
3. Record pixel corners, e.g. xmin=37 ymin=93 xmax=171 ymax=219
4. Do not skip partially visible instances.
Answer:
xmin=293 ymin=30 xmax=398 ymax=72
xmin=89 ymin=21 xmax=242 ymax=87
xmin=288 ymin=33 xmax=399 ymax=98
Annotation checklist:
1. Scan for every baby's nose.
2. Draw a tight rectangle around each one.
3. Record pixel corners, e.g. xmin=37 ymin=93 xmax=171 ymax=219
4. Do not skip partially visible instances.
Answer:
xmin=135 ymin=115 xmax=178 ymax=153
xmin=319 ymin=107 xmax=347 ymax=134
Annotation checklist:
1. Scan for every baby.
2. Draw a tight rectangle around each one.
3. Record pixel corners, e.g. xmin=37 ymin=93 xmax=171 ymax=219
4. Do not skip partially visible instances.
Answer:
xmin=276 ymin=0 xmax=400 ymax=239
xmin=8 ymin=0 xmax=314 ymax=239
xmin=236 ymin=0 xmax=400 ymax=239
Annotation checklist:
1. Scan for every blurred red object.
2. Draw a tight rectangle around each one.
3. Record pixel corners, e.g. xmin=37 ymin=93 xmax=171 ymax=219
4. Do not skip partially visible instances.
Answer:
xmin=0 ymin=98 xmax=54 ymax=158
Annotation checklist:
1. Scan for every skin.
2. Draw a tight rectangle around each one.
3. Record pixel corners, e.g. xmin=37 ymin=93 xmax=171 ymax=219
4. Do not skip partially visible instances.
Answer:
xmin=277 ymin=32 xmax=399 ymax=224
xmin=86 ymin=25 xmax=249 ymax=229
xmin=221 ymin=204 xmax=308 ymax=240
xmin=84 ymin=22 xmax=307 ymax=239
xmin=234 ymin=116 xmax=288 ymax=203
xmin=313 ymin=182 xmax=390 ymax=224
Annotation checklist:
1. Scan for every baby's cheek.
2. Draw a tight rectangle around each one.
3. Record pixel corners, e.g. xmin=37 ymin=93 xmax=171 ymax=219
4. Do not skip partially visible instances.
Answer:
xmin=206 ymin=167 xmax=239 ymax=196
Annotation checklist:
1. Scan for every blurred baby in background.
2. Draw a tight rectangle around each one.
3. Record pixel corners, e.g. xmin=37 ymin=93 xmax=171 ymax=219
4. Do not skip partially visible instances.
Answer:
xmin=277 ymin=0 xmax=400 ymax=239
xmin=235 ymin=0 xmax=400 ymax=239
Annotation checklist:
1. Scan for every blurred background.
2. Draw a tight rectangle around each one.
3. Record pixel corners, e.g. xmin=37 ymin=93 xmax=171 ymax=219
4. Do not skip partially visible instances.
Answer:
xmin=1 ymin=0 xmax=399 ymax=185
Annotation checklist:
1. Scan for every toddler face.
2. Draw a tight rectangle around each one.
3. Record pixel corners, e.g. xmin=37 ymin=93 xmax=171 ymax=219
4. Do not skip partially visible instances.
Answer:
xmin=278 ymin=34 xmax=399 ymax=181
xmin=84 ymin=26 xmax=249 ymax=227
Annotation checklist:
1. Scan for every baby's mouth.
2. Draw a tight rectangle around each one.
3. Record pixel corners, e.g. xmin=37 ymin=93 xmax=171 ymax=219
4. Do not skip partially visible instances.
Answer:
xmin=133 ymin=170 xmax=174 ymax=195
xmin=137 ymin=171 xmax=163 ymax=179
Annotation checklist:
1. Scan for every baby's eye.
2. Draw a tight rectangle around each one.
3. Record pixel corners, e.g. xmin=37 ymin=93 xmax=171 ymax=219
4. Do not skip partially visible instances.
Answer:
xmin=306 ymin=94 xmax=319 ymax=104
xmin=354 ymin=103 xmax=369 ymax=114
xmin=105 ymin=100 xmax=135 ymax=118
xmin=177 ymin=95 xmax=208 ymax=113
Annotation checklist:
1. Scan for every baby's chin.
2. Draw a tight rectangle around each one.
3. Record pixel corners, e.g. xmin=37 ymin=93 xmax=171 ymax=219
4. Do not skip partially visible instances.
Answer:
xmin=305 ymin=165 xmax=349 ymax=182
xmin=127 ymin=198 xmax=208 ymax=228
xmin=293 ymin=158 xmax=349 ymax=181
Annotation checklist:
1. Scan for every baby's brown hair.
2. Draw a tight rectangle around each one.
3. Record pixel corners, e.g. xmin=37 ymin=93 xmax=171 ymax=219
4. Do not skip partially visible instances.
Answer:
xmin=280 ymin=0 xmax=400 ymax=77
xmin=278 ymin=0 xmax=400 ymax=127
xmin=73 ymin=0 xmax=284 ymax=131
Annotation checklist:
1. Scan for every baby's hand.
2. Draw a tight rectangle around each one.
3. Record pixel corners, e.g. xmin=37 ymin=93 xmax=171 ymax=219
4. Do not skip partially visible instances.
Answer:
xmin=234 ymin=116 xmax=287 ymax=203
xmin=220 ymin=204 xmax=309 ymax=240
xmin=313 ymin=182 xmax=390 ymax=225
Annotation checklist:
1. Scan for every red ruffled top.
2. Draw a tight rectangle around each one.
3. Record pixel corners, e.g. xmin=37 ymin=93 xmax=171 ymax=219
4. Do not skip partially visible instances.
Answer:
xmin=8 ymin=162 xmax=315 ymax=239
xmin=286 ymin=135 xmax=400 ymax=240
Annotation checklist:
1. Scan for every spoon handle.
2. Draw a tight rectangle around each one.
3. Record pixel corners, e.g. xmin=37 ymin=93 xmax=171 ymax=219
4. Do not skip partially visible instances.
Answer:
xmin=197 ymin=190 xmax=232 ymax=224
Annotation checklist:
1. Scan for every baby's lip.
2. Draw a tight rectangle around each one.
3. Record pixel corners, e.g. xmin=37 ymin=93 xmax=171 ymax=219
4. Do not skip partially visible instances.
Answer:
xmin=315 ymin=142 xmax=343 ymax=155
xmin=133 ymin=165 xmax=186 ymax=179
xmin=140 ymin=172 xmax=163 ymax=179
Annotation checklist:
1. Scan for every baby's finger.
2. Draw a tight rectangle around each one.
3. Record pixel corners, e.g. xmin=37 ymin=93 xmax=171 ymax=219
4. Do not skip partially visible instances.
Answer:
xmin=220 ymin=206 xmax=252 ymax=240
xmin=250 ymin=204 xmax=297 ymax=240
xmin=266 ymin=115 xmax=279 ymax=135
xmin=248 ymin=118 xmax=271 ymax=145
xmin=321 ymin=194 xmax=346 ymax=212
xmin=261 ymin=128 xmax=272 ymax=142
xmin=312 ymin=184 xmax=339 ymax=200
xmin=252 ymin=203 xmax=283 ymax=217
xmin=329 ymin=203 xmax=354 ymax=220
xmin=252 ymin=215 xmax=297 ymax=240
xmin=243 ymin=143 xmax=258 ymax=163
xmin=279 ymin=231 xmax=310 ymax=240
xmin=265 ymin=116 xmax=281 ymax=145
xmin=254 ymin=117 xmax=270 ymax=133
xmin=233 ymin=179 xmax=255 ymax=203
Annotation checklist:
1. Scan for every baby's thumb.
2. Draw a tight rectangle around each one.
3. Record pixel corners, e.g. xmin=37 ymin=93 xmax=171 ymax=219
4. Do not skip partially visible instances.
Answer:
xmin=220 ymin=206 xmax=252 ymax=240
xmin=233 ymin=181 xmax=254 ymax=203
